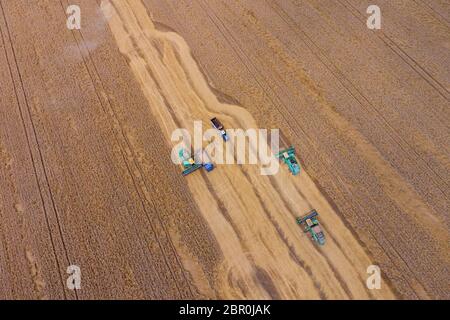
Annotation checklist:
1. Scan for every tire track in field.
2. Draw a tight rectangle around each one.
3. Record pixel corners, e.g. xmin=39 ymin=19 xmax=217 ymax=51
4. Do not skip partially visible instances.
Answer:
xmin=195 ymin=0 xmax=438 ymax=297
xmin=222 ymin=0 xmax=446 ymax=297
xmin=0 ymin=1 xmax=68 ymax=298
xmin=102 ymin=0 xmax=395 ymax=299
xmin=340 ymin=0 xmax=449 ymax=99
xmin=268 ymin=0 xmax=449 ymax=195
xmin=57 ymin=0 xmax=195 ymax=299
xmin=215 ymin=0 xmax=448 ymax=239
xmin=413 ymin=0 xmax=450 ymax=25
xmin=0 ymin=133 xmax=49 ymax=299
xmin=202 ymin=0 xmax=436 ymax=298
xmin=222 ymin=140 xmax=351 ymax=298
xmin=136 ymin=9 xmax=349 ymax=298
xmin=142 ymin=0 xmax=446 ymax=298
xmin=148 ymin=0 xmax=394 ymax=298
xmin=150 ymin=14 xmax=338 ymax=298
xmin=106 ymin=0 xmax=326 ymax=298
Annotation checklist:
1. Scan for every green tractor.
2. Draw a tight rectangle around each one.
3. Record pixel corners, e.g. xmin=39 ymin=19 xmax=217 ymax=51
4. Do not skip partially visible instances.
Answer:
xmin=297 ymin=210 xmax=325 ymax=245
xmin=276 ymin=146 xmax=300 ymax=175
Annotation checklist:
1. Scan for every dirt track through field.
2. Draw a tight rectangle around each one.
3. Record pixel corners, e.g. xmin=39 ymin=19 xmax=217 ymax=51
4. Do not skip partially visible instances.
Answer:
xmin=101 ymin=0 xmax=396 ymax=299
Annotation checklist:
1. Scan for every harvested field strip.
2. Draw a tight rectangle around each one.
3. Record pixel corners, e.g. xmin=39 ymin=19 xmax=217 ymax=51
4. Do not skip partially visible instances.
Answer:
xmin=189 ymin=0 xmax=446 ymax=297
xmin=101 ymin=0 xmax=396 ymax=299
xmin=209 ymin=0 xmax=449 ymax=226
xmin=0 ymin=0 xmax=447 ymax=300
xmin=1 ymin=0 xmax=212 ymax=299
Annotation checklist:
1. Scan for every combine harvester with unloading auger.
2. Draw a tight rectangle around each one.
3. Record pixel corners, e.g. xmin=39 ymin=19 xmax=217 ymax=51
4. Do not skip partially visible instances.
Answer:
xmin=297 ymin=209 xmax=325 ymax=245
xmin=179 ymin=148 xmax=214 ymax=176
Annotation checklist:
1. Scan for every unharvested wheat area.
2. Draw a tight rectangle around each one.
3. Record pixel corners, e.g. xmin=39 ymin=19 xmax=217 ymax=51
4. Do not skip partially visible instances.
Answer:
xmin=0 ymin=0 xmax=448 ymax=299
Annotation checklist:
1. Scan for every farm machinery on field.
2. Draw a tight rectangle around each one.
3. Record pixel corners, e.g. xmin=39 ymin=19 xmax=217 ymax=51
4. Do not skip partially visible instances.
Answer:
xmin=178 ymin=117 xmax=229 ymax=176
xmin=179 ymin=148 xmax=214 ymax=176
xmin=276 ymin=146 xmax=300 ymax=175
xmin=211 ymin=117 xmax=229 ymax=141
xmin=297 ymin=209 xmax=325 ymax=245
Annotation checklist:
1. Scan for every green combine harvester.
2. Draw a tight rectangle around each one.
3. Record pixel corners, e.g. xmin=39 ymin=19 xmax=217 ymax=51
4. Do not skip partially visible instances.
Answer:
xmin=179 ymin=149 xmax=203 ymax=176
xmin=179 ymin=148 xmax=214 ymax=176
xmin=276 ymin=146 xmax=300 ymax=175
xmin=297 ymin=209 xmax=325 ymax=245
